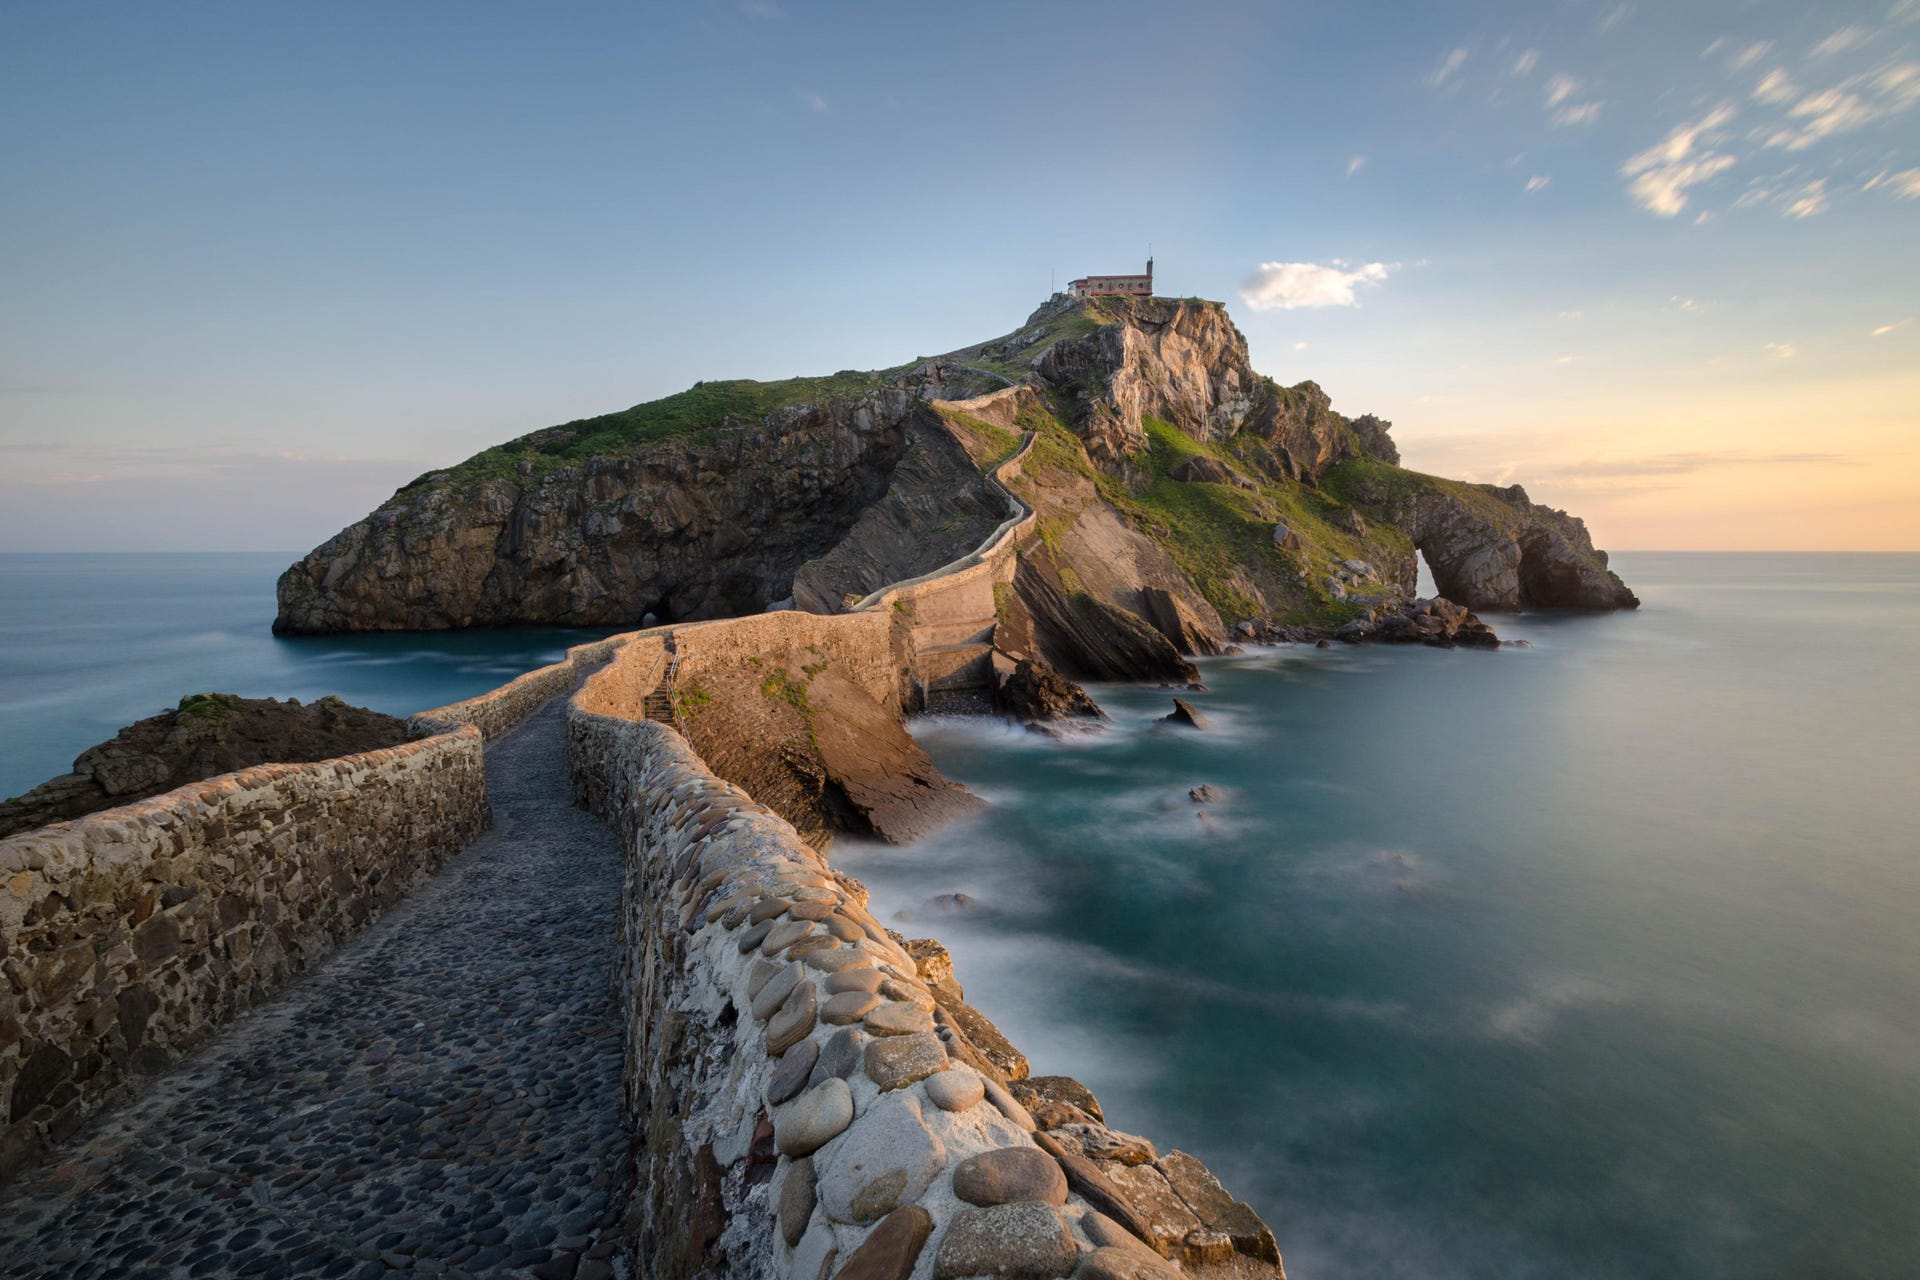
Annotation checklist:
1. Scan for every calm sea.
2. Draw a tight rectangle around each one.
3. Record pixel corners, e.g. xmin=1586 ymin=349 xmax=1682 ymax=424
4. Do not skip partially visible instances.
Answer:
xmin=843 ymin=552 xmax=1920 ymax=1280
xmin=0 ymin=552 xmax=613 ymax=800
xmin=2 ymin=551 xmax=1914 ymax=1278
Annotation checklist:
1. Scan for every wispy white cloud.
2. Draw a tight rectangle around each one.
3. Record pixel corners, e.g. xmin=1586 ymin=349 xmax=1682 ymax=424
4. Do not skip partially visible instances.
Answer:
xmin=799 ymin=91 xmax=829 ymax=114
xmin=1597 ymin=4 xmax=1634 ymax=34
xmin=1863 ymin=166 xmax=1920 ymax=197
xmin=1240 ymin=260 xmax=1395 ymax=311
xmin=1871 ymin=317 xmax=1913 ymax=336
xmin=1546 ymin=450 xmax=1849 ymax=480
xmin=1558 ymin=310 xmax=1584 ymax=320
xmin=1512 ymin=49 xmax=1539 ymax=75
xmin=1811 ymin=25 xmax=1872 ymax=58
xmin=1766 ymin=87 xmax=1880 ymax=149
xmin=1671 ymin=295 xmax=1705 ymax=312
xmin=1754 ymin=68 xmax=1799 ymax=104
xmin=1781 ymin=177 xmax=1831 ymax=218
xmin=1525 ymin=175 xmax=1552 ymax=193
xmin=1429 ymin=47 xmax=1470 ymax=88
xmin=1346 ymin=155 xmax=1367 ymax=177
xmin=1542 ymin=73 xmax=1602 ymax=126
xmin=1621 ymin=103 xmax=1739 ymax=216
xmin=1764 ymin=341 xmax=1798 ymax=359
xmin=1729 ymin=40 xmax=1774 ymax=71
xmin=1735 ymin=170 xmax=1832 ymax=218
xmin=1551 ymin=101 xmax=1604 ymax=126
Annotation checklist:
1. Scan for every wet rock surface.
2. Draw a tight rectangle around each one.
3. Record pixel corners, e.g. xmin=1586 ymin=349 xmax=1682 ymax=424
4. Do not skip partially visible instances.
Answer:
xmin=0 ymin=698 xmax=630 ymax=1279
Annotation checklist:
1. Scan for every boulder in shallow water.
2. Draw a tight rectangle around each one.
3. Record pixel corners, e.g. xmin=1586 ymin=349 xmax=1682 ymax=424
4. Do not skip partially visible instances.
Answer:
xmin=995 ymin=657 xmax=1105 ymax=722
xmin=1160 ymin=698 xmax=1211 ymax=730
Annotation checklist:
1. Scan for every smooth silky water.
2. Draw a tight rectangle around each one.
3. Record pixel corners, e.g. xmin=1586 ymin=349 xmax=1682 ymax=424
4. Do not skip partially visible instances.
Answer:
xmin=842 ymin=553 xmax=1920 ymax=1280
xmin=3 ymin=551 xmax=1914 ymax=1277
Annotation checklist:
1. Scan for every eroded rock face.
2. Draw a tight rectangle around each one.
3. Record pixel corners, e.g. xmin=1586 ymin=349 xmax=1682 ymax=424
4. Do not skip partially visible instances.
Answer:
xmin=276 ymin=389 xmax=928 ymax=633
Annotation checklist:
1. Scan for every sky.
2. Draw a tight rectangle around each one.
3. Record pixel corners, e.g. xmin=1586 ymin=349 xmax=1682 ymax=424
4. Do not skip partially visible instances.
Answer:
xmin=2 ymin=0 xmax=1917 ymax=553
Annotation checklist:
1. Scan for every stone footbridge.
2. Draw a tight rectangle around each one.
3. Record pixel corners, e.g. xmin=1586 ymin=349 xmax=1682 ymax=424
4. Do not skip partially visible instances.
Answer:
xmin=0 ymin=698 xmax=630 ymax=1280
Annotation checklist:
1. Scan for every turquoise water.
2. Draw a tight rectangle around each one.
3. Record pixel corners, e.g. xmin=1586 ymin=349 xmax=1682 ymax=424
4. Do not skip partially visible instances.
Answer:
xmin=3 ymin=551 xmax=1914 ymax=1277
xmin=0 ymin=553 xmax=613 ymax=800
xmin=842 ymin=553 xmax=1920 ymax=1280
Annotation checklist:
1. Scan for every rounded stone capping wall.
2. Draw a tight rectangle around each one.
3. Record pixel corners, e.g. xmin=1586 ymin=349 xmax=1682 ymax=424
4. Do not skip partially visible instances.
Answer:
xmin=568 ymin=689 xmax=1286 ymax=1280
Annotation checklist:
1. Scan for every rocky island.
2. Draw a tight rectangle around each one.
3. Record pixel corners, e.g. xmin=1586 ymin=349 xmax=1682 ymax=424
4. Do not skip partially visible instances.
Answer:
xmin=277 ymin=294 xmax=1634 ymax=643
xmin=276 ymin=294 xmax=1635 ymax=847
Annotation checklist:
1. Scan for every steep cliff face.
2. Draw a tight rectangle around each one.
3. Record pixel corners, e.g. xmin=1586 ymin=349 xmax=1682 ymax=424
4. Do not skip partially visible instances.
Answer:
xmin=278 ymin=292 xmax=1633 ymax=639
xmin=789 ymin=415 xmax=1009 ymax=613
xmin=276 ymin=385 xmax=930 ymax=632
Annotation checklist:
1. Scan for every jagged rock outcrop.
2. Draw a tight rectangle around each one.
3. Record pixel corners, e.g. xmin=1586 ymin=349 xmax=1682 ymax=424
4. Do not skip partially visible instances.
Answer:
xmin=992 ymin=658 xmax=1104 ymax=722
xmin=1139 ymin=587 xmax=1226 ymax=656
xmin=1032 ymin=295 xmax=1383 ymax=480
xmin=1349 ymin=414 xmax=1399 ymax=466
xmin=1336 ymin=597 xmax=1501 ymax=648
xmin=674 ymin=657 xmax=984 ymax=848
xmin=0 ymin=694 xmax=411 ymax=837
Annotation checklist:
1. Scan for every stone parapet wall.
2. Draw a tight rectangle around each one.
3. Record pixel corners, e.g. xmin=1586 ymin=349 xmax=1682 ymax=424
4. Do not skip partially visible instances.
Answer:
xmin=0 ymin=627 xmax=651 ymax=1186
xmin=412 ymin=633 xmax=632 ymax=740
xmin=568 ymin=686 xmax=1285 ymax=1279
xmin=0 ymin=727 xmax=489 ymax=1183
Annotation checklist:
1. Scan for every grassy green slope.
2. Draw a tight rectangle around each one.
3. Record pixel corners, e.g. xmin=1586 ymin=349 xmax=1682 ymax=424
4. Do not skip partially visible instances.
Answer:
xmin=407 ymin=368 xmax=911 ymax=490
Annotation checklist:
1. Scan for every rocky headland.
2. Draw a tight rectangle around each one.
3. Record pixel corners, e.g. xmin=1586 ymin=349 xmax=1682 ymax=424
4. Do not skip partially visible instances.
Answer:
xmin=0 ymin=693 xmax=411 ymax=839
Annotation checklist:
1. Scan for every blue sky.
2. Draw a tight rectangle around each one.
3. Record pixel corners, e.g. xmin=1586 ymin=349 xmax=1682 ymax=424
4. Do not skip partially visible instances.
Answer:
xmin=3 ymin=0 xmax=1917 ymax=550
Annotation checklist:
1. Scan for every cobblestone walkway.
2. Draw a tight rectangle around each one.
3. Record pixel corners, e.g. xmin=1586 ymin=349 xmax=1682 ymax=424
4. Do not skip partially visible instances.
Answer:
xmin=0 ymin=697 xmax=631 ymax=1280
